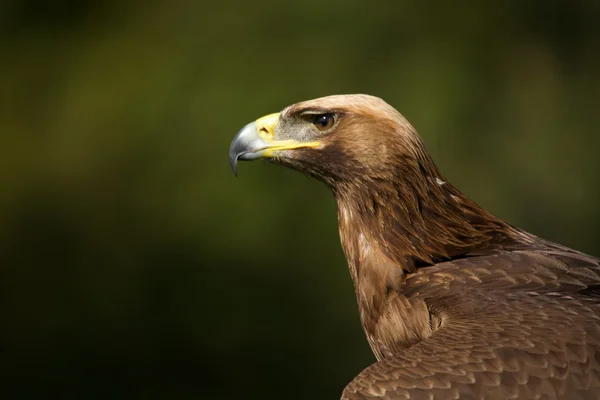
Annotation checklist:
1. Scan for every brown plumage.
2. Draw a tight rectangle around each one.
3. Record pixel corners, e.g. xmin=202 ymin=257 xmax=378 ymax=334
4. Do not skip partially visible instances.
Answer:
xmin=229 ymin=94 xmax=600 ymax=399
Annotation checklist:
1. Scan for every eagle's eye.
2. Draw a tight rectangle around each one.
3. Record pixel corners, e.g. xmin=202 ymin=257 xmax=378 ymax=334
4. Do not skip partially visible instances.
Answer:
xmin=313 ymin=114 xmax=335 ymax=131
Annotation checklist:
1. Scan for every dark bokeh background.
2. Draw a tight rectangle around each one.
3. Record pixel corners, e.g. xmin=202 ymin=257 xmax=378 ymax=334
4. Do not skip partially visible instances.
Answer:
xmin=1 ymin=0 xmax=600 ymax=398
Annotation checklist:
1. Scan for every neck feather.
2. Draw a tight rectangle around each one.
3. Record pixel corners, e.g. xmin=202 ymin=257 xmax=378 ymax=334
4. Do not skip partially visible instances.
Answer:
xmin=333 ymin=159 xmax=518 ymax=281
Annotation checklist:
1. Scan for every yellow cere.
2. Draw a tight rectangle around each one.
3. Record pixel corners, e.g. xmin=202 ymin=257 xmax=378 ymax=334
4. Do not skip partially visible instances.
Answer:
xmin=255 ymin=113 xmax=280 ymax=141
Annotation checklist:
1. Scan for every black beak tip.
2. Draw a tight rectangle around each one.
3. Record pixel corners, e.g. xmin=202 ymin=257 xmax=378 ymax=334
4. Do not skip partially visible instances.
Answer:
xmin=229 ymin=143 xmax=240 ymax=177
xmin=230 ymin=121 xmax=257 ymax=177
xmin=229 ymin=152 xmax=239 ymax=177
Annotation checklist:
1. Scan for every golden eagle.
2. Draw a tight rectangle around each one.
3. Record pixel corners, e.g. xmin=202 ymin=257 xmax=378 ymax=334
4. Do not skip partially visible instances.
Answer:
xmin=229 ymin=94 xmax=600 ymax=399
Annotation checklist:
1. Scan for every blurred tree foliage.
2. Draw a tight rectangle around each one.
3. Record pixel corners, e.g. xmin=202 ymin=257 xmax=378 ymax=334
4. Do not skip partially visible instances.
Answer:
xmin=1 ymin=0 xmax=599 ymax=398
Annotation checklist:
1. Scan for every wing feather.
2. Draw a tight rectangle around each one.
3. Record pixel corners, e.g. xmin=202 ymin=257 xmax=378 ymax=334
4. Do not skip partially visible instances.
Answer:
xmin=343 ymin=250 xmax=600 ymax=399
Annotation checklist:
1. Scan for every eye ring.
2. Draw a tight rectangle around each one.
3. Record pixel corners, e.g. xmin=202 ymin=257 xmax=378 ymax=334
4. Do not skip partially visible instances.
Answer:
xmin=312 ymin=114 xmax=335 ymax=132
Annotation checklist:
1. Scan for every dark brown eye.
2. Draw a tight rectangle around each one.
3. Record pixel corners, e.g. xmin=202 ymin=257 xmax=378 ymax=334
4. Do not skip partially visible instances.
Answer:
xmin=313 ymin=114 xmax=335 ymax=131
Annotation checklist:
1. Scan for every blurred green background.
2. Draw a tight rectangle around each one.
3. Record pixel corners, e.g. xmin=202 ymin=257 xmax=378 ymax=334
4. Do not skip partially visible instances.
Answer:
xmin=1 ymin=0 xmax=599 ymax=398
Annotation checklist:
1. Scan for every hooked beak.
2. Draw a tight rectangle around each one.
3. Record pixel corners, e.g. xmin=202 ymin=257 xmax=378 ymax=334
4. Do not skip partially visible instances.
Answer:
xmin=229 ymin=113 xmax=320 ymax=176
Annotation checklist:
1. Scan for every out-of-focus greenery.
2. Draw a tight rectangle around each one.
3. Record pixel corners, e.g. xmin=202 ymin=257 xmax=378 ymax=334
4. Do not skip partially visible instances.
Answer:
xmin=1 ymin=0 xmax=599 ymax=398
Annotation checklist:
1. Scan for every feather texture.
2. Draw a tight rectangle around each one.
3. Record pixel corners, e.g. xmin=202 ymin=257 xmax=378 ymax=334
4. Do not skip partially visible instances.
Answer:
xmin=233 ymin=94 xmax=600 ymax=399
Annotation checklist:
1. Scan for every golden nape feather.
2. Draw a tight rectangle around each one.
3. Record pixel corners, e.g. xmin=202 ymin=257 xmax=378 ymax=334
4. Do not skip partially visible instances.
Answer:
xmin=230 ymin=94 xmax=600 ymax=399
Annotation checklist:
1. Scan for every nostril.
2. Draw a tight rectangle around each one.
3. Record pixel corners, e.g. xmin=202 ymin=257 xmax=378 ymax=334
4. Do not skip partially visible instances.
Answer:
xmin=257 ymin=126 xmax=274 ymax=140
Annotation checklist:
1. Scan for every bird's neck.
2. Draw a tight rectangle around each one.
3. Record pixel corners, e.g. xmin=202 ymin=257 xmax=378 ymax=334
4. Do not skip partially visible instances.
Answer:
xmin=332 ymin=175 xmax=521 ymax=356
xmin=334 ymin=174 xmax=516 ymax=283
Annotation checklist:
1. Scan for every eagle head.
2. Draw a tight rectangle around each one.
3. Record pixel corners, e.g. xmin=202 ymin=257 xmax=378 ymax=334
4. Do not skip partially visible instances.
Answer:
xmin=229 ymin=94 xmax=435 ymax=189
